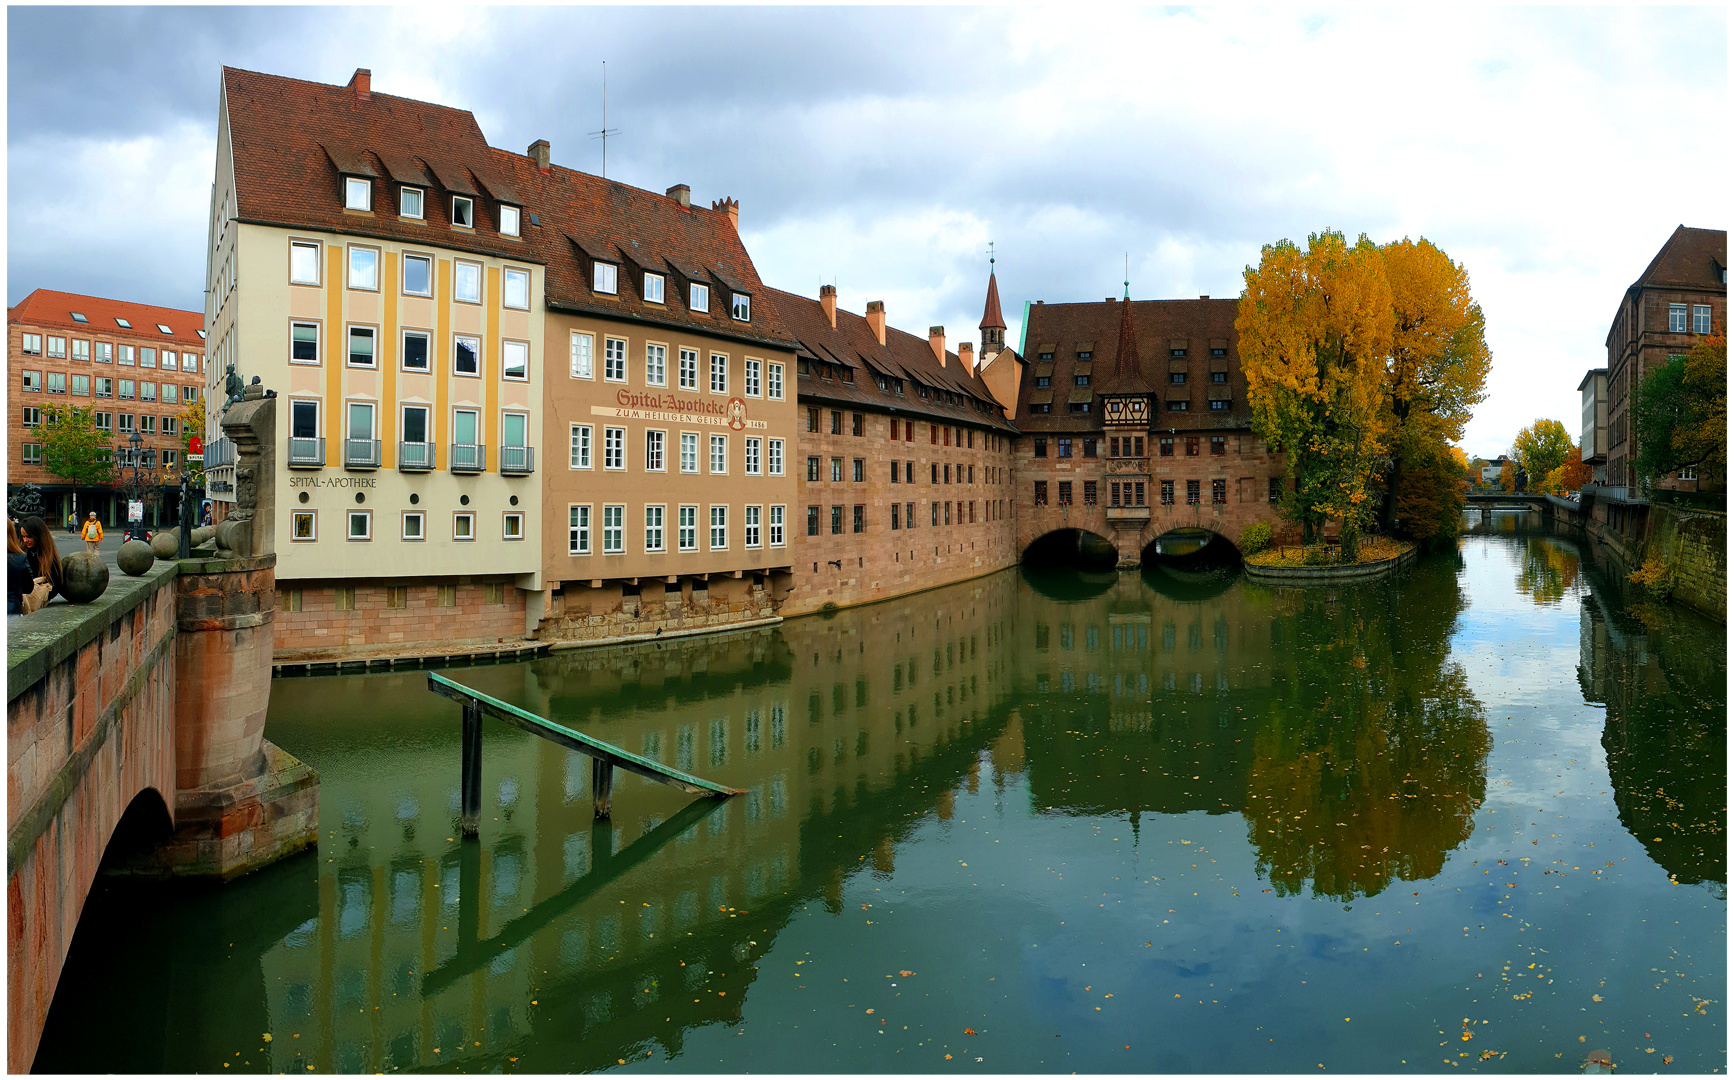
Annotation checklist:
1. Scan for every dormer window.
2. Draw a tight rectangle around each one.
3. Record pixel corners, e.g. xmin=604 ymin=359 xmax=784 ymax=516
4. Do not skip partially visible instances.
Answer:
xmin=643 ymin=272 xmax=665 ymax=304
xmin=690 ymin=282 xmax=710 ymax=312
xmin=593 ymin=261 xmax=618 ymax=295
xmin=71 ymin=312 xmax=88 ymax=323
xmin=344 ymin=176 xmax=371 ymax=211
xmin=1077 ymin=350 xmax=1092 ymax=360
xmin=1170 ymin=347 xmax=1187 ymax=357
xmin=451 ymin=195 xmax=474 ymax=229
xmin=400 ymin=186 xmax=424 ymax=219
xmin=500 ymin=205 xmax=521 ymax=237
xmin=731 ymin=293 xmax=751 ymax=322
xmin=1210 ymin=347 xmax=1227 ymax=357
xmin=115 ymin=318 xmax=131 ymax=329
xmin=196 ymin=330 xmax=207 ymax=340
xmin=1038 ymin=351 xmax=1053 ymax=361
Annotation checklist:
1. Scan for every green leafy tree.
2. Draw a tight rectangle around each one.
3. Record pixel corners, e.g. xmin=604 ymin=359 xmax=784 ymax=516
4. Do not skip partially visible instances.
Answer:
xmin=1510 ymin=420 xmax=1572 ymax=488
xmin=1634 ymin=333 xmax=1726 ymax=484
xmin=1393 ymin=439 xmax=1467 ymax=545
xmin=40 ymin=404 xmax=115 ymax=489
xmin=177 ymin=395 xmax=207 ymax=487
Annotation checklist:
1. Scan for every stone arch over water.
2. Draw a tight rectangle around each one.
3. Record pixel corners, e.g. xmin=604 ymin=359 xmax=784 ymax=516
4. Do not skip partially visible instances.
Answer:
xmin=1021 ymin=527 xmax=1119 ymax=572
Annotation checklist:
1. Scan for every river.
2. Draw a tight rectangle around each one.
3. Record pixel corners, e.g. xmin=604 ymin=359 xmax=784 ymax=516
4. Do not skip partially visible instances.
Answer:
xmin=35 ymin=517 xmax=1726 ymax=1074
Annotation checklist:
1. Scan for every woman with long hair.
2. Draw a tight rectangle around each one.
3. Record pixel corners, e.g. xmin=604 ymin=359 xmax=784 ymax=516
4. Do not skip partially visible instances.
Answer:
xmin=7 ymin=520 xmax=31 ymax=615
xmin=19 ymin=515 xmax=64 ymax=610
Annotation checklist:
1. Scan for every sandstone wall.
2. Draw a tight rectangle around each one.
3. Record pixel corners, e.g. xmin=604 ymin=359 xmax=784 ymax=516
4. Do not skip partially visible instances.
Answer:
xmin=274 ymin=577 xmax=529 ymax=662
xmin=1645 ymin=505 xmax=1726 ymax=622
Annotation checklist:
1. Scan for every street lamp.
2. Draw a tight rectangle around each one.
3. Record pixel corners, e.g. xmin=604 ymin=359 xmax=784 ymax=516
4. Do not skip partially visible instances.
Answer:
xmin=118 ymin=430 xmax=160 ymax=540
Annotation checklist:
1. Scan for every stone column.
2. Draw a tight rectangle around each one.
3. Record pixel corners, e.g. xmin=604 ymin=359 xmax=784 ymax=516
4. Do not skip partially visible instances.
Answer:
xmin=149 ymin=390 xmax=319 ymax=878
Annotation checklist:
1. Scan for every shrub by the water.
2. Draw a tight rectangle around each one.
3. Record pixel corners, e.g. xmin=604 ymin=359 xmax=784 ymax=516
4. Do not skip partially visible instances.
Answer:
xmin=1240 ymin=522 xmax=1273 ymax=556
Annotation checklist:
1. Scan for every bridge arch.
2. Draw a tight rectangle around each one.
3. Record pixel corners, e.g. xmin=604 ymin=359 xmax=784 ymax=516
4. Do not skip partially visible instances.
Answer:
xmin=1021 ymin=527 xmax=1119 ymax=572
xmin=1142 ymin=525 xmax=1241 ymax=561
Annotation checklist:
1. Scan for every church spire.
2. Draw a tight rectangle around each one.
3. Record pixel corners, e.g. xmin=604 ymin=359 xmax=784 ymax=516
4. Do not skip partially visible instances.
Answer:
xmin=979 ymin=243 xmax=1006 ymax=356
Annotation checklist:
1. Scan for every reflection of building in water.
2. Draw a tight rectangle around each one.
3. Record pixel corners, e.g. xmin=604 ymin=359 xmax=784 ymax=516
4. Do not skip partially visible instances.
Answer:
xmin=1009 ymin=559 xmax=1490 ymax=901
xmin=1576 ymin=585 xmax=1726 ymax=887
xmin=256 ymin=572 xmax=1019 ymax=1072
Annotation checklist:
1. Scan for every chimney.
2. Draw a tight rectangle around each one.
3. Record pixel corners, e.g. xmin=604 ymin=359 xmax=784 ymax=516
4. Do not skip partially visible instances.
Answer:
xmin=865 ymin=301 xmax=887 ymax=346
xmin=929 ymin=326 xmax=947 ymax=366
xmin=1199 ymin=294 xmax=1209 ymax=300
xmin=349 ymin=68 xmax=371 ymax=101
xmin=528 ymin=140 xmax=551 ymax=172
xmin=959 ymin=341 xmax=975 ymax=372
xmin=819 ymin=284 xmax=837 ymax=329
xmin=666 ymin=183 xmax=690 ymax=207
xmin=711 ymin=196 xmax=739 ymax=231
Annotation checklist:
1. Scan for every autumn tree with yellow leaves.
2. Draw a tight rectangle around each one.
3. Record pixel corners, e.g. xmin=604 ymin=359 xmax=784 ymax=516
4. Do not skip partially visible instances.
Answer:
xmin=1237 ymin=230 xmax=1393 ymax=558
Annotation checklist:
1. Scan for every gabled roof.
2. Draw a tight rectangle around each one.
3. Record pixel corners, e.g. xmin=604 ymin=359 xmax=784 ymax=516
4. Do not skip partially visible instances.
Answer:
xmin=763 ymin=286 xmax=1018 ymax=432
xmin=980 ymin=270 xmax=1006 ymax=331
xmin=1633 ymin=225 xmax=1727 ymax=292
xmin=7 ymin=289 xmax=205 ymax=348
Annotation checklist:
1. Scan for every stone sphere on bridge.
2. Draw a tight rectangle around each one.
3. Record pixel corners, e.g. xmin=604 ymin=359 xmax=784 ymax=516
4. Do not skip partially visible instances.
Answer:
xmin=117 ymin=540 xmax=155 ymax=577
xmin=58 ymin=552 xmax=110 ymax=603
xmin=149 ymin=528 xmax=179 ymax=560
xmin=190 ymin=525 xmax=216 ymax=548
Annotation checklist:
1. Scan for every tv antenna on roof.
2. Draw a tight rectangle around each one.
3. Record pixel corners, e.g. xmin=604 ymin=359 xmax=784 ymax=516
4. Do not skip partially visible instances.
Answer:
xmin=589 ymin=61 xmax=621 ymax=179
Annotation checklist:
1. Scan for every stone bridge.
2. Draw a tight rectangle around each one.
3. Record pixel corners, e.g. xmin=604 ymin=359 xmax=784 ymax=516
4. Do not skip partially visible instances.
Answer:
xmin=6 ymin=394 xmax=318 ymax=1072
xmin=1017 ymin=497 xmax=1290 ymax=567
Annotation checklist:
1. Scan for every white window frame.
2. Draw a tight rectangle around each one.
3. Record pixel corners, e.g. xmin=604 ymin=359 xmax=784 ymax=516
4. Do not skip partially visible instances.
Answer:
xmin=500 ymin=204 xmax=521 ymax=237
xmin=767 ymin=362 xmax=784 ymax=400
xmin=42 ymin=337 xmax=65 ymax=359
xmin=643 ymin=272 xmax=665 ymax=304
xmin=571 ymin=332 xmax=595 ymax=379
xmin=454 ymin=335 xmax=481 ymax=378
xmin=94 ymin=342 xmax=113 ymax=364
xmin=346 ymin=324 xmax=378 ymax=369
xmin=709 ymin=505 xmax=728 ymax=550
xmin=678 ymin=348 xmax=699 ymax=390
xmin=571 ymin=423 xmax=593 ymax=469
xmin=344 ymin=176 xmax=371 ymax=211
xmin=644 ymin=342 xmax=667 ymax=387
xmin=593 ymin=261 xmax=619 ymax=295
xmin=768 ymin=438 xmax=784 ymax=476
xmin=20 ymin=333 xmax=41 ymax=355
xmin=451 ymin=195 xmax=474 ymax=229
xmin=347 ymin=508 xmax=373 ymax=542
xmin=678 ymin=505 xmax=698 ymax=551
xmin=502 ymin=339 xmax=530 ymax=382
xmin=72 ymin=340 xmax=90 ymax=363
xmin=709 ymin=433 xmax=727 ymax=474
xmin=769 ymin=505 xmax=785 ymax=547
xmin=569 ymin=505 xmax=592 ymax=555
xmin=95 ymin=377 xmax=113 ymax=398
xmin=503 ymin=511 xmax=525 ymax=541
xmin=710 ymin=352 xmax=728 ymax=394
xmin=680 ymin=431 xmax=699 ymax=473
xmin=401 ymin=511 xmax=426 ymax=542
xmin=454 ymin=259 xmax=482 ymax=304
xmin=139 ymin=346 xmax=155 ymax=369
xmin=745 ymin=504 xmax=762 ymax=548
xmin=20 ymin=371 xmax=40 ymax=392
xmin=504 ymin=267 xmax=530 ymax=310
xmin=400 ymin=186 xmax=424 ymax=219
xmin=452 ymin=407 xmax=480 ymax=451
xmin=602 ymin=505 xmax=625 ymax=554
xmin=1669 ymin=303 xmax=1688 ymax=333
xmin=401 ymin=329 xmax=431 ymax=373
xmin=744 ymin=357 xmax=761 ymax=397
xmin=290 ymin=321 xmax=320 ymax=366
xmin=290 ymin=240 xmax=321 ymax=286
xmin=119 ymin=344 xmax=134 ymax=366
xmin=603 ymin=426 xmax=626 ymax=470
xmin=644 ymin=505 xmax=665 ymax=552
xmin=453 ymin=511 xmax=477 ymax=542
xmin=401 ymin=403 xmax=431 ymax=449
xmin=731 ymin=293 xmax=751 ymax=322
xmin=501 ymin=410 xmax=530 ymax=451
xmin=1693 ymin=304 xmax=1712 ymax=335
xmin=745 ymin=437 xmax=762 ymax=475
xmin=604 ymin=337 xmax=627 ymax=382
xmin=402 ymin=253 xmax=433 ymax=297
xmin=347 ymin=245 xmax=380 ymax=291
xmin=689 ymin=282 xmax=709 ymax=313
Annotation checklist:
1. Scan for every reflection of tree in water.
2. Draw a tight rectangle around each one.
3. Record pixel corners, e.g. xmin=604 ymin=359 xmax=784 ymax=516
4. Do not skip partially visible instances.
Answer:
xmin=1515 ymin=537 xmax=1581 ymax=606
xmin=1245 ymin=556 xmax=1490 ymax=900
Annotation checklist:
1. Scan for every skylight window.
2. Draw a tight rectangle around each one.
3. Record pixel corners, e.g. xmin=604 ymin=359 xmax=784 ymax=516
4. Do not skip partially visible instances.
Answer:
xmin=71 ymin=312 xmax=88 ymax=323
xmin=115 ymin=318 xmax=132 ymax=329
xmin=196 ymin=330 xmax=207 ymax=339
xmin=157 ymin=324 xmax=173 ymax=334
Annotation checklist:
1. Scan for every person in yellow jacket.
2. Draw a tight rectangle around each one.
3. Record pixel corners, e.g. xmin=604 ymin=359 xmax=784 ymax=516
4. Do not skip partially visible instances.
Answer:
xmin=81 ymin=512 xmax=104 ymax=554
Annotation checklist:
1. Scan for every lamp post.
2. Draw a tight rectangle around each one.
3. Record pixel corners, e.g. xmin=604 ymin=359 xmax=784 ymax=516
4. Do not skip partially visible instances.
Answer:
xmin=118 ymin=430 xmax=160 ymax=541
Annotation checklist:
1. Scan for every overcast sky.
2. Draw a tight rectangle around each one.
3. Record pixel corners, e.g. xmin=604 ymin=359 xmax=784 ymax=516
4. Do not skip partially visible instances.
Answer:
xmin=7 ymin=5 xmax=1725 ymax=457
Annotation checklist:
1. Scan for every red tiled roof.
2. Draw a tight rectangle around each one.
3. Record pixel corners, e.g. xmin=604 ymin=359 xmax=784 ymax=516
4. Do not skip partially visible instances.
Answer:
xmin=1100 ymin=297 xmax=1152 ymax=394
xmin=1633 ymin=225 xmax=1727 ymax=292
xmin=980 ymin=270 xmax=1006 ymax=331
xmin=7 ymin=289 xmax=205 ymax=348
xmin=1017 ymin=297 xmax=1247 ymax=433
xmin=763 ymin=286 xmax=1017 ymax=432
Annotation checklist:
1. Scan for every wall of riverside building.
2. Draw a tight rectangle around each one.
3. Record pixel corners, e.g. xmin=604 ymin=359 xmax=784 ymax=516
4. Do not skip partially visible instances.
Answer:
xmin=782 ymin=405 xmax=1018 ymax=616
xmin=272 ymin=575 xmax=529 ymax=662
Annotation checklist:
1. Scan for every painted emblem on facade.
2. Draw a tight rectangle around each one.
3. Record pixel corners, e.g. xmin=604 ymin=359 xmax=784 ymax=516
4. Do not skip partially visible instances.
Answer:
xmin=727 ymin=397 xmax=748 ymax=431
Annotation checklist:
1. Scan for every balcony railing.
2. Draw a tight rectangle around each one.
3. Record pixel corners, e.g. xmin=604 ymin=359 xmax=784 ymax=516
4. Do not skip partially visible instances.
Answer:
xmin=499 ymin=445 xmax=536 ymax=475
xmin=450 ymin=443 xmax=487 ymax=474
xmin=287 ymin=437 xmax=326 ymax=468
xmin=204 ymin=437 xmax=235 ymax=468
xmin=344 ymin=438 xmax=381 ymax=469
xmin=398 ymin=441 xmax=435 ymax=471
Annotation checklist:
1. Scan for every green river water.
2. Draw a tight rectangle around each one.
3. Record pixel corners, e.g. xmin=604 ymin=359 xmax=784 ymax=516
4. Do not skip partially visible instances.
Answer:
xmin=35 ymin=515 xmax=1726 ymax=1073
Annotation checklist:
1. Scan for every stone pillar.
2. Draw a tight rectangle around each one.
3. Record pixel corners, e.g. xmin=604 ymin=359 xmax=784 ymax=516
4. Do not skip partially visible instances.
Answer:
xmin=148 ymin=391 xmax=319 ymax=878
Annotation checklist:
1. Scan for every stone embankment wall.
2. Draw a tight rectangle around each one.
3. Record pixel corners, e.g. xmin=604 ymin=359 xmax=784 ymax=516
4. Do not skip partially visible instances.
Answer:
xmin=1644 ymin=505 xmax=1726 ymax=622
xmin=542 ymin=574 xmax=779 ymax=647
xmin=274 ymin=576 xmax=530 ymax=662
xmin=7 ymin=562 xmax=180 ymax=1074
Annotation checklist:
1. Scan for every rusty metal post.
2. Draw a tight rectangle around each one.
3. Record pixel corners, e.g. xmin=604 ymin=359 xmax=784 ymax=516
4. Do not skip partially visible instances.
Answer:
xmin=460 ymin=702 xmax=483 ymax=836
xmin=592 ymin=757 xmax=614 ymax=820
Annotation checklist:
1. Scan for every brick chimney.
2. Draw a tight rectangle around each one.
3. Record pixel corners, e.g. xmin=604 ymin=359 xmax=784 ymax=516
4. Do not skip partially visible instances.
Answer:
xmin=711 ymin=196 xmax=739 ymax=231
xmin=929 ymin=326 xmax=946 ymax=366
xmin=819 ymin=284 xmax=837 ymax=329
xmin=528 ymin=140 xmax=550 ymax=172
xmin=959 ymin=341 xmax=975 ymax=372
xmin=666 ymin=184 xmax=690 ymax=207
xmin=865 ymin=301 xmax=887 ymax=346
xmin=348 ymin=68 xmax=371 ymax=101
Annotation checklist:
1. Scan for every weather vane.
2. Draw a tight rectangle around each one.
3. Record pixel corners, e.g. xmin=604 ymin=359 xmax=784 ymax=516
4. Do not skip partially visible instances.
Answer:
xmin=986 ymin=241 xmax=995 ymax=268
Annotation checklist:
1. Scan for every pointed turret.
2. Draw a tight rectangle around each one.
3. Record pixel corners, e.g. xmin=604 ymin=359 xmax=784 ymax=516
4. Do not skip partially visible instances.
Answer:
xmin=1103 ymin=296 xmax=1151 ymax=393
xmin=979 ymin=266 xmax=1006 ymax=356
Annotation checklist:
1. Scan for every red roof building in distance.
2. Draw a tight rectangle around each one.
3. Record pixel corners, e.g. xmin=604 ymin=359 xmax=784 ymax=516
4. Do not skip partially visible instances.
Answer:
xmin=8 ymin=288 xmax=208 ymax=528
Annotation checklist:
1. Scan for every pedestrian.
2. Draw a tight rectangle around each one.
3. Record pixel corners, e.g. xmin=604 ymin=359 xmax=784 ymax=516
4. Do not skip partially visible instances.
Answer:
xmin=82 ymin=511 xmax=104 ymax=554
xmin=7 ymin=520 xmax=32 ymax=616
xmin=18 ymin=516 xmax=62 ymax=613
xmin=65 ymin=511 xmax=76 ymax=534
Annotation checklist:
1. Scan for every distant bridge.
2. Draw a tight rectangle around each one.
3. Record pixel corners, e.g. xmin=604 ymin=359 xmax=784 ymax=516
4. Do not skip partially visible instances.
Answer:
xmin=1466 ymin=492 xmax=1550 ymax=509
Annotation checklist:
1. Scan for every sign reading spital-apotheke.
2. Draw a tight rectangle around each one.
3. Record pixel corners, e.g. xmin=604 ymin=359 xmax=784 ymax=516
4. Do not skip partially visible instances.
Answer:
xmin=591 ymin=390 xmax=766 ymax=431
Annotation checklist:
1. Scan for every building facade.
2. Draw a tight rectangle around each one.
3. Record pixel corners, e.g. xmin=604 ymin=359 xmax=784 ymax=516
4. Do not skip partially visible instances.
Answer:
xmin=8 ymin=290 xmax=205 ymax=527
xmin=1604 ymin=225 xmax=1726 ymax=494
xmin=1578 ymin=368 xmax=1608 ymax=485
xmin=769 ymin=286 xmax=1020 ymax=614
xmin=1012 ymin=292 xmax=1285 ymax=564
